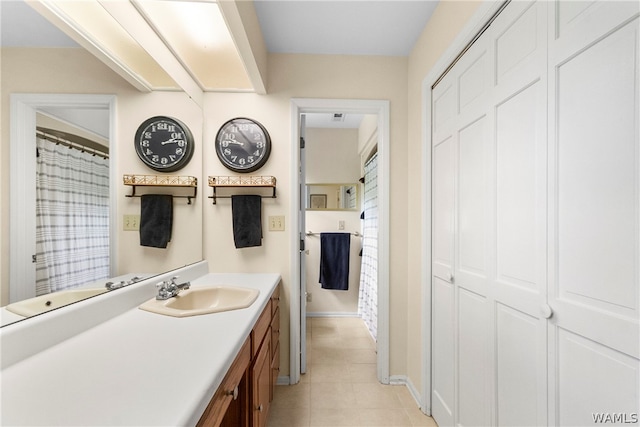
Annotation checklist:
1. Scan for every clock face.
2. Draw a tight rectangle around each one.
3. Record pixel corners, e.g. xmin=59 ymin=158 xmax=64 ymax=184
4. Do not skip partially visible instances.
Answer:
xmin=134 ymin=116 xmax=194 ymax=172
xmin=215 ymin=117 xmax=271 ymax=173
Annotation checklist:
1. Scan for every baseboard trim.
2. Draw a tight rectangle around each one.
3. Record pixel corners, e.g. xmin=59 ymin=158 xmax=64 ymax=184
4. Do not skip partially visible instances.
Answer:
xmin=389 ymin=375 xmax=427 ymax=415
xmin=276 ymin=375 xmax=290 ymax=386
xmin=306 ymin=312 xmax=360 ymax=318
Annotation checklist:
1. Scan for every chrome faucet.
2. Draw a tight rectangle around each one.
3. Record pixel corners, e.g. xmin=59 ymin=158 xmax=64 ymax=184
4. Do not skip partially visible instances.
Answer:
xmin=156 ymin=276 xmax=190 ymax=300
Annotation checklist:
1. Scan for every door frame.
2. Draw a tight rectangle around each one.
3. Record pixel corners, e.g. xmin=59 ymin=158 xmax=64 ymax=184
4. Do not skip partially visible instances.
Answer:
xmin=420 ymin=0 xmax=503 ymax=415
xmin=9 ymin=93 xmax=117 ymax=303
xmin=289 ymin=98 xmax=390 ymax=385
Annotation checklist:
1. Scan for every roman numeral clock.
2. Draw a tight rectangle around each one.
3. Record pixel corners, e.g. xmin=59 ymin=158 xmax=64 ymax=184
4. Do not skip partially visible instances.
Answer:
xmin=215 ymin=117 xmax=271 ymax=173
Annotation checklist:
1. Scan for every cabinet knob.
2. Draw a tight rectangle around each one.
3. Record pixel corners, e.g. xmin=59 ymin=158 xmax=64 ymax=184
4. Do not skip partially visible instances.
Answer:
xmin=256 ymin=404 xmax=264 ymax=412
xmin=226 ymin=386 xmax=238 ymax=400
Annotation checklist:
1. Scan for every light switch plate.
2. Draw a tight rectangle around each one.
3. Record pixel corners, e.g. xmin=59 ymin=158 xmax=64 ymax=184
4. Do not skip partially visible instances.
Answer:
xmin=268 ymin=215 xmax=285 ymax=231
xmin=123 ymin=214 xmax=140 ymax=231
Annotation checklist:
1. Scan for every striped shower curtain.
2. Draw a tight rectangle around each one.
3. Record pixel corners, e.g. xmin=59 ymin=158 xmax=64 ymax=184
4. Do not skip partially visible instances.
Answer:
xmin=358 ymin=153 xmax=378 ymax=340
xmin=35 ymin=136 xmax=110 ymax=296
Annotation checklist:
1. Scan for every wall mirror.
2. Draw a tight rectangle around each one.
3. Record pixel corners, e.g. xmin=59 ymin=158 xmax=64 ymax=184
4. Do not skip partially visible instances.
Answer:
xmin=305 ymin=183 xmax=359 ymax=211
xmin=2 ymin=4 xmax=204 ymax=327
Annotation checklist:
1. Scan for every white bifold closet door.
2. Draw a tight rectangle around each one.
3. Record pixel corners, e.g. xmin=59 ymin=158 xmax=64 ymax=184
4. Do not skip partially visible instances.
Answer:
xmin=431 ymin=1 xmax=639 ymax=426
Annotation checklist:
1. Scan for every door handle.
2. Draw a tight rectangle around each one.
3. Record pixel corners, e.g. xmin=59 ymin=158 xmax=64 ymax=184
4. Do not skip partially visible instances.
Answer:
xmin=541 ymin=304 xmax=553 ymax=319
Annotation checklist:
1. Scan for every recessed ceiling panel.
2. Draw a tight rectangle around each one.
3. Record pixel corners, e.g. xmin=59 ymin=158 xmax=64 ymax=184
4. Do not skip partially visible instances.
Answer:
xmin=135 ymin=0 xmax=253 ymax=91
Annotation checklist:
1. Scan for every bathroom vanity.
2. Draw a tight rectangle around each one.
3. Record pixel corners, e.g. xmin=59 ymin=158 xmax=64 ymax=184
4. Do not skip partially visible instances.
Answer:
xmin=0 ymin=261 xmax=281 ymax=427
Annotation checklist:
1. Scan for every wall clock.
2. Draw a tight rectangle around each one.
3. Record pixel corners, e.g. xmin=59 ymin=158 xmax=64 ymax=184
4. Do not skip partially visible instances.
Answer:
xmin=215 ymin=117 xmax=271 ymax=173
xmin=134 ymin=116 xmax=194 ymax=172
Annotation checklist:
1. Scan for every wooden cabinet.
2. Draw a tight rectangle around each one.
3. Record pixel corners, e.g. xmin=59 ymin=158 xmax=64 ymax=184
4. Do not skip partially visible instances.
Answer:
xmin=197 ymin=337 xmax=251 ymax=427
xmin=197 ymin=283 xmax=280 ymax=427
xmin=251 ymin=328 xmax=271 ymax=427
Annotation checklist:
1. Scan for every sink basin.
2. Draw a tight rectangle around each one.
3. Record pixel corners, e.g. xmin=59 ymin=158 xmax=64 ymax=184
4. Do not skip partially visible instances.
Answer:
xmin=138 ymin=286 xmax=260 ymax=317
xmin=5 ymin=288 xmax=107 ymax=317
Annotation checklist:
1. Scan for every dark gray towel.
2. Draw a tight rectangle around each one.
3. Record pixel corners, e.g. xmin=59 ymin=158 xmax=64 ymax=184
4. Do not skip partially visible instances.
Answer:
xmin=140 ymin=194 xmax=173 ymax=248
xmin=232 ymin=195 xmax=262 ymax=248
xmin=319 ymin=232 xmax=350 ymax=290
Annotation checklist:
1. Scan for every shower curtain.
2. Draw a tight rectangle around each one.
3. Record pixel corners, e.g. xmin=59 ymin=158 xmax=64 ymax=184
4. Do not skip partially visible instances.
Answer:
xmin=35 ymin=136 xmax=110 ymax=296
xmin=358 ymin=152 xmax=378 ymax=340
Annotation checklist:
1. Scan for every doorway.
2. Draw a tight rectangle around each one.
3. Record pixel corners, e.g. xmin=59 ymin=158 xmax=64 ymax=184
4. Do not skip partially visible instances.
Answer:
xmin=289 ymin=98 xmax=390 ymax=385
xmin=9 ymin=94 xmax=117 ymax=303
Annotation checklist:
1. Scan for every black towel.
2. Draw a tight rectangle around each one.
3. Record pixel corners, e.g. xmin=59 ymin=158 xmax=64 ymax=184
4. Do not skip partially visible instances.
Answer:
xmin=232 ymin=195 xmax=262 ymax=248
xmin=140 ymin=194 xmax=173 ymax=248
xmin=319 ymin=232 xmax=350 ymax=290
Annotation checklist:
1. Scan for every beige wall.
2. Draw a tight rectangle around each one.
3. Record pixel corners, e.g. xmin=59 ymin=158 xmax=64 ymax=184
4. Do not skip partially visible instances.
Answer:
xmin=404 ymin=0 xmax=483 ymax=394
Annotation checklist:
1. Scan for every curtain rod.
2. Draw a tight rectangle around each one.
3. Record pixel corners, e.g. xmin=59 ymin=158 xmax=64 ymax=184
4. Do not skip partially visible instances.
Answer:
xmin=36 ymin=129 xmax=109 ymax=160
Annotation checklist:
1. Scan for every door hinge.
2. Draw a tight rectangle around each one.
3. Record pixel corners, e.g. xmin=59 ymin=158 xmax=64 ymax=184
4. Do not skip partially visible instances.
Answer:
xmin=300 ymin=137 xmax=305 ymax=149
xmin=32 ymin=254 xmax=37 ymax=263
xmin=300 ymin=239 xmax=305 ymax=251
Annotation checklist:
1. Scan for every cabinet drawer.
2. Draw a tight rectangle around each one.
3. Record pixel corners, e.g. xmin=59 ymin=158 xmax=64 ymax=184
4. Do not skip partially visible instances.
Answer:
xmin=270 ymin=284 xmax=280 ymax=317
xmin=251 ymin=300 xmax=271 ymax=358
xmin=197 ymin=337 xmax=250 ymax=427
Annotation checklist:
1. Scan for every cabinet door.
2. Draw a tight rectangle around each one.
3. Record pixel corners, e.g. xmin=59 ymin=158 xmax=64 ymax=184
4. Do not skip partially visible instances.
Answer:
xmin=251 ymin=329 xmax=271 ymax=427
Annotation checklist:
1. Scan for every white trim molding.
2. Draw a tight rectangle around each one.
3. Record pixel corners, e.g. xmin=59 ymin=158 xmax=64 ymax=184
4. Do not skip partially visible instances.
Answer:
xmin=290 ymin=98 xmax=390 ymax=386
xmin=9 ymin=93 xmax=117 ymax=304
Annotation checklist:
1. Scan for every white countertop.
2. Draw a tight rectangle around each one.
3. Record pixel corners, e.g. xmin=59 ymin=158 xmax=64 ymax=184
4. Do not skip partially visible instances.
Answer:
xmin=0 ymin=272 xmax=281 ymax=426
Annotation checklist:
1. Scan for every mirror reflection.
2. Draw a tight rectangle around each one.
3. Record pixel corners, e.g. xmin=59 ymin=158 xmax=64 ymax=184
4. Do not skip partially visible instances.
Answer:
xmin=1 ymin=2 xmax=204 ymax=327
xmin=306 ymin=184 xmax=359 ymax=211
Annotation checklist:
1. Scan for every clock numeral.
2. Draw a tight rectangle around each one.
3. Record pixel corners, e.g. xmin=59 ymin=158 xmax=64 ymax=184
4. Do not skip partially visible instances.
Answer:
xmin=176 ymin=148 xmax=184 ymax=155
xmin=146 ymin=148 xmax=153 ymax=155
xmin=239 ymin=158 xmax=246 ymax=165
xmin=144 ymin=132 xmax=152 ymax=139
xmin=254 ymin=150 xmax=261 ymax=156
xmin=253 ymin=134 xmax=262 ymax=141
xmin=152 ymin=155 xmax=160 ymax=162
xmin=224 ymin=148 xmax=232 ymax=156
xmin=231 ymin=156 xmax=238 ymax=162
xmin=169 ymin=155 xmax=177 ymax=162
xmin=141 ymin=140 xmax=150 ymax=147
xmin=256 ymin=141 xmax=264 ymax=149
xmin=247 ymin=156 xmax=255 ymax=163
xmin=177 ymin=140 xmax=186 ymax=147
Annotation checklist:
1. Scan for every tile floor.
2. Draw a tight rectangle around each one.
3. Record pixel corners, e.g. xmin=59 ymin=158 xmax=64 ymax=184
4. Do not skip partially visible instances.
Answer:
xmin=267 ymin=317 xmax=438 ymax=427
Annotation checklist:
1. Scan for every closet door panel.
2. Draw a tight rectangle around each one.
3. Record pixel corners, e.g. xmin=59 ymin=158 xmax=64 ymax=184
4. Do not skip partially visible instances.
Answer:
xmin=433 ymin=79 xmax=456 ymax=147
xmin=557 ymin=329 xmax=640 ymax=426
xmin=495 ymin=304 xmax=541 ymax=427
xmin=458 ymin=117 xmax=488 ymax=297
xmin=495 ymin=83 xmax=543 ymax=294
xmin=495 ymin=1 xmax=545 ymax=88
xmin=432 ymin=277 xmax=455 ymax=425
xmin=548 ymin=2 xmax=639 ymax=423
xmin=432 ymin=138 xmax=456 ymax=282
xmin=492 ymin=5 xmax=549 ymax=425
xmin=555 ymin=20 xmax=637 ymax=315
xmin=458 ymin=289 xmax=489 ymax=427
xmin=432 ymin=128 xmax=456 ymax=425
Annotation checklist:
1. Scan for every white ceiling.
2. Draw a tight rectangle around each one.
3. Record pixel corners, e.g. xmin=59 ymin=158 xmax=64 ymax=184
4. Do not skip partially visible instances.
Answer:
xmin=254 ymin=0 xmax=438 ymax=57
xmin=2 ymin=0 xmax=438 ymax=128
xmin=2 ymin=1 xmax=438 ymax=56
